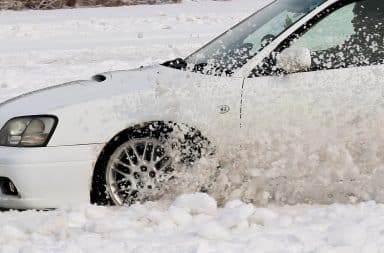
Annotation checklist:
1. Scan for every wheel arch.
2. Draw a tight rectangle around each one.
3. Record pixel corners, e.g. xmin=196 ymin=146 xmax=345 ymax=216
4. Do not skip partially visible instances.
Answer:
xmin=90 ymin=120 xmax=211 ymax=205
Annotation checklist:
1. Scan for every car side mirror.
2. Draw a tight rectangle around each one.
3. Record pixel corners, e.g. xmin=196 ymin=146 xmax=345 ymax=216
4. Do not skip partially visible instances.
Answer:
xmin=276 ymin=47 xmax=312 ymax=73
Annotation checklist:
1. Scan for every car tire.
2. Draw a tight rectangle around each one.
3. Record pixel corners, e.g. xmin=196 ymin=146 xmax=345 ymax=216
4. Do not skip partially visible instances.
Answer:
xmin=91 ymin=122 xmax=210 ymax=206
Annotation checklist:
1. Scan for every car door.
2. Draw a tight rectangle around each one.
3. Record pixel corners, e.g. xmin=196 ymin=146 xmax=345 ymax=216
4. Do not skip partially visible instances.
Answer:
xmin=241 ymin=0 xmax=384 ymax=203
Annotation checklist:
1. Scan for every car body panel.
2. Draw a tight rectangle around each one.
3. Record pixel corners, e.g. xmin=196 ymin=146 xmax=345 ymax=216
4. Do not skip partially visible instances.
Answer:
xmin=242 ymin=64 xmax=384 ymax=199
xmin=0 ymin=144 xmax=103 ymax=209
xmin=0 ymin=65 xmax=243 ymax=147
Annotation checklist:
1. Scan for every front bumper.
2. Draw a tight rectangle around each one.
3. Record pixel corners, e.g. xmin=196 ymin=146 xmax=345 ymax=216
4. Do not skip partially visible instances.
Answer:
xmin=0 ymin=144 xmax=104 ymax=209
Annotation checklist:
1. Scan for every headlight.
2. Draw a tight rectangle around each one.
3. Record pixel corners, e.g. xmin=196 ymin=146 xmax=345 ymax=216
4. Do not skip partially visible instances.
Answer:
xmin=0 ymin=116 xmax=58 ymax=147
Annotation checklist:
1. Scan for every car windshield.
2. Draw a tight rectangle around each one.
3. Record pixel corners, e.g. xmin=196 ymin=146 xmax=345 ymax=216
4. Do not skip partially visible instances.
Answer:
xmin=183 ymin=0 xmax=327 ymax=75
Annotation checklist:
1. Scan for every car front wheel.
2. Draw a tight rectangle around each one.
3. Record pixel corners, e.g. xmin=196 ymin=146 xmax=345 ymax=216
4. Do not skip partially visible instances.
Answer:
xmin=106 ymin=137 xmax=175 ymax=205
xmin=91 ymin=122 xmax=210 ymax=206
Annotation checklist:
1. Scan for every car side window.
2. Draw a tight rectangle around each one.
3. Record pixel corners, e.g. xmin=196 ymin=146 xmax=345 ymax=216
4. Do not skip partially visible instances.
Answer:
xmin=250 ymin=0 xmax=384 ymax=77
xmin=293 ymin=3 xmax=355 ymax=52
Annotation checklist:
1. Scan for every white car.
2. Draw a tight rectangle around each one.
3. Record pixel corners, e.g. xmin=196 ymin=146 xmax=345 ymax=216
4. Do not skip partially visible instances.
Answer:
xmin=0 ymin=0 xmax=383 ymax=209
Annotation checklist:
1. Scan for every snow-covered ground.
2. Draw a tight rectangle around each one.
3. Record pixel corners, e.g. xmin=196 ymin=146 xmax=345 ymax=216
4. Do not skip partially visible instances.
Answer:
xmin=2 ymin=1 xmax=384 ymax=252
xmin=0 ymin=0 xmax=270 ymax=102
xmin=2 ymin=193 xmax=384 ymax=253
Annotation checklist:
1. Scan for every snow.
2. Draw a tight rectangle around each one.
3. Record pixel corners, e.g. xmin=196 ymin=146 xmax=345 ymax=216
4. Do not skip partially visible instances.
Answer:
xmin=172 ymin=192 xmax=217 ymax=215
xmin=1 ymin=0 xmax=384 ymax=251
xmin=1 ymin=193 xmax=384 ymax=252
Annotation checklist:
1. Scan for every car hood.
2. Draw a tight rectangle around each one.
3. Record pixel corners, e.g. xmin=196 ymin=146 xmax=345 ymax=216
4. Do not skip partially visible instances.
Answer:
xmin=0 ymin=65 xmax=175 ymax=128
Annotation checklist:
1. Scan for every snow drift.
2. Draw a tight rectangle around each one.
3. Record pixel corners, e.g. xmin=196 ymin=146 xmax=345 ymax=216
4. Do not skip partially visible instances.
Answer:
xmin=1 ymin=193 xmax=383 ymax=252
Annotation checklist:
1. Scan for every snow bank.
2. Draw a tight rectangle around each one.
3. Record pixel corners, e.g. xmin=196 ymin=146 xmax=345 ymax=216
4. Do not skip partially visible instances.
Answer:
xmin=1 ymin=194 xmax=384 ymax=252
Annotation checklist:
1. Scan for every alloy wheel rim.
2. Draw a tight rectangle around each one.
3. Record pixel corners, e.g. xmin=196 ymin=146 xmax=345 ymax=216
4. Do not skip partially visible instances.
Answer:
xmin=106 ymin=138 xmax=174 ymax=205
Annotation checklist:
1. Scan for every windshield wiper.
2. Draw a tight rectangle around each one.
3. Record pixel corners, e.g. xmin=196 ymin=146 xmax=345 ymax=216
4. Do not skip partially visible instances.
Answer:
xmin=162 ymin=58 xmax=187 ymax=70
xmin=162 ymin=58 xmax=209 ymax=73
xmin=162 ymin=58 xmax=232 ymax=76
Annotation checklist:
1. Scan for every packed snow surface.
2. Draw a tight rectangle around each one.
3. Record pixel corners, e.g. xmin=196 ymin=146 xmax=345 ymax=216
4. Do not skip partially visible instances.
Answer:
xmin=2 ymin=193 xmax=384 ymax=253
xmin=1 ymin=0 xmax=384 ymax=252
